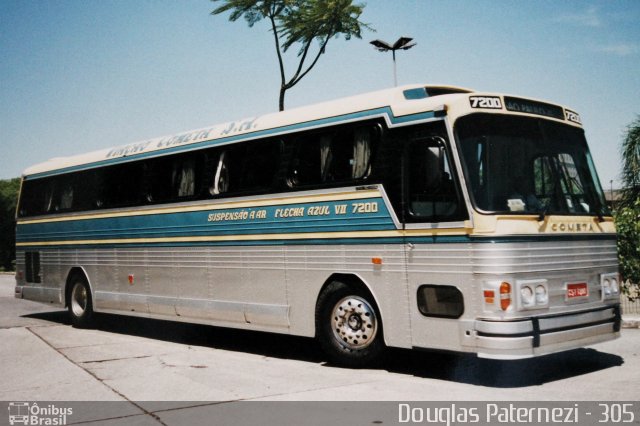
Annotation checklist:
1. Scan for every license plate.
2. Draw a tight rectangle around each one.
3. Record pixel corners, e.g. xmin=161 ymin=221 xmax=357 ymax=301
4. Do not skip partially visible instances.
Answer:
xmin=566 ymin=282 xmax=589 ymax=299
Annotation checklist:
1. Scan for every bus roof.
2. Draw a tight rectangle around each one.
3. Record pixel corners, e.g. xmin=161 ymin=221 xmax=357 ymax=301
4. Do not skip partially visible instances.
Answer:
xmin=22 ymin=83 xmax=576 ymax=179
xmin=23 ymin=84 xmax=476 ymax=178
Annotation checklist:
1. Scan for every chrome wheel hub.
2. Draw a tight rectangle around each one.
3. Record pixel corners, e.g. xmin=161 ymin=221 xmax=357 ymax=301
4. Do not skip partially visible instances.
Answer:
xmin=331 ymin=296 xmax=377 ymax=350
xmin=71 ymin=283 xmax=87 ymax=317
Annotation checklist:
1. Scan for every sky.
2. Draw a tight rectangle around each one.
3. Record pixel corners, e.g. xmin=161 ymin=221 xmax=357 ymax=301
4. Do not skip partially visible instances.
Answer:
xmin=1 ymin=0 xmax=639 ymax=189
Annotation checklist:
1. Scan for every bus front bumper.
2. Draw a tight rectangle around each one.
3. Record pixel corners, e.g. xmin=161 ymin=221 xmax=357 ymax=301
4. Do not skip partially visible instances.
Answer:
xmin=474 ymin=305 xmax=621 ymax=359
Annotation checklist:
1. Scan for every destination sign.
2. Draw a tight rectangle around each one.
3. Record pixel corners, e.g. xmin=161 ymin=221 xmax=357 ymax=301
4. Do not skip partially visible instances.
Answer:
xmin=504 ymin=96 xmax=565 ymax=120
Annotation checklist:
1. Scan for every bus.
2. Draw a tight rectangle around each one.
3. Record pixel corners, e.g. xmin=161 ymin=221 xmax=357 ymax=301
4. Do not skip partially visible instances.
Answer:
xmin=14 ymin=85 xmax=621 ymax=367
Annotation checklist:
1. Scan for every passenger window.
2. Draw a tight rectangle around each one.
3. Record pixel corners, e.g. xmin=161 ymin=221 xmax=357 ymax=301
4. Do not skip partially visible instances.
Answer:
xmin=39 ymin=178 xmax=73 ymax=212
xmin=288 ymin=125 xmax=376 ymax=187
xmin=103 ymin=162 xmax=145 ymax=207
xmin=145 ymin=154 xmax=202 ymax=203
xmin=209 ymin=139 xmax=282 ymax=196
xmin=241 ymin=139 xmax=283 ymax=191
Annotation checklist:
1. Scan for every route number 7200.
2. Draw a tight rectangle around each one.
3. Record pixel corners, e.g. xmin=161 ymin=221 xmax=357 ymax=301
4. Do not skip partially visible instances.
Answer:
xmin=469 ymin=96 xmax=503 ymax=109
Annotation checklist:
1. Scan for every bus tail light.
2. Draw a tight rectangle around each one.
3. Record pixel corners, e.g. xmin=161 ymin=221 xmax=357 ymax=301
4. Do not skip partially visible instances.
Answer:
xmin=500 ymin=282 xmax=511 ymax=311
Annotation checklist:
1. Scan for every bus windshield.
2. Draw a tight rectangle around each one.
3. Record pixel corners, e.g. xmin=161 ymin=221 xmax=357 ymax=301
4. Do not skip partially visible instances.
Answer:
xmin=456 ymin=114 xmax=609 ymax=217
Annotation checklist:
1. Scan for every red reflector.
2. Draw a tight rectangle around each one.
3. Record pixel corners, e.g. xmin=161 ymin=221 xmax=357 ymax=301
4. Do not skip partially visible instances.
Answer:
xmin=128 ymin=274 xmax=135 ymax=285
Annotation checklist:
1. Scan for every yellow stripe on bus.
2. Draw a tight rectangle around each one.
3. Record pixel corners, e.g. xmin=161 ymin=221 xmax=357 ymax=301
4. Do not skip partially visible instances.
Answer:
xmin=17 ymin=189 xmax=382 ymax=225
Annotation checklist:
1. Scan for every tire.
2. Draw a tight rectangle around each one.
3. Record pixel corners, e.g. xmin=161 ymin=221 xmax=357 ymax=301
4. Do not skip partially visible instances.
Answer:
xmin=68 ymin=275 xmax=94 ymax=328
xmin=316 ymin=281 xmax=385 ymax=367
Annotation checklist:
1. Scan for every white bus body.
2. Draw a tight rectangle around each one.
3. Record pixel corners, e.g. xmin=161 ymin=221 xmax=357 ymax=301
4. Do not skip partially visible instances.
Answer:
xmin=15 ymin=85 xmax=620 ymax=366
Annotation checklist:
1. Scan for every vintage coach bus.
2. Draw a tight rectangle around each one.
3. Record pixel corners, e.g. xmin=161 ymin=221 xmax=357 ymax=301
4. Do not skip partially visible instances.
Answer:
xmin=15 ymin=85 xmax=621 ymax=366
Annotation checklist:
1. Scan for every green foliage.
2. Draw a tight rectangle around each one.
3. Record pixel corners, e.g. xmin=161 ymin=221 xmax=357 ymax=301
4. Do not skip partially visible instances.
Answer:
xmin=0 ymin=178 xmax=21 ymax=271
xmin=620 ymin=115 xmax=640 ymax=208
xmin=615 ymin=199 xmax=640 ymax=300
xmin=211 ymin=0 xmax=372 ymax=111
xmin=616 ymin=116 xmax=640 ymax=300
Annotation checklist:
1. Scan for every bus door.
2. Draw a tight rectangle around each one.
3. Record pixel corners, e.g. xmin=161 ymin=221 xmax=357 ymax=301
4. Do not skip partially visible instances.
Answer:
xmin=402 ymin=131 xmax=470 ymax=351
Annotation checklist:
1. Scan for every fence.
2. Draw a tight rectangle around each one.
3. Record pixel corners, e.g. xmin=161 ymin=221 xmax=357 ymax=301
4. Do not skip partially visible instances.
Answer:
xmin=621 ymin=281 xmax=640 ymax=316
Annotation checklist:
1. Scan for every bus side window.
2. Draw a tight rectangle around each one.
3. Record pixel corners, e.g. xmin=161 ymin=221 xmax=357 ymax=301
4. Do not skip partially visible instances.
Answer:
xmin=42 ymin=177 xmax=73 ymax=212
xmin=289 ymin=137 xmax=322 ymax=186
xmin=103 ymin=162 xmax=145 ymax=208
xmin=288 ymin=125 xmax=376 ymax=187
xmin=209 ymin=139 xmax=282 ymax=196
xmin=240 ymin=139 xmax=283 ymax=191
xmin=144 ymin=153 xmax=202 ymax=203
xmin=352 ymin=127 xmax=373 ymax=179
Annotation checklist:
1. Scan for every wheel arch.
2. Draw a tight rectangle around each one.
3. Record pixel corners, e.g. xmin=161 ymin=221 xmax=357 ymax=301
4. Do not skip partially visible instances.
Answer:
xmin=64 ymin=266 xmax=93 ymax=308
xmin=314 ymin=272 xmax=385 ymax=338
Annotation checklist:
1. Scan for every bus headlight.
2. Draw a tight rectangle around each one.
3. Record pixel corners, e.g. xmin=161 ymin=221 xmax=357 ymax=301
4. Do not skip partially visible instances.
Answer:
xmin=517 ymin=280 xmax=548 ymax=310
xmin=535 ymin=284 xmax=548 ymax=305
xmin=520 ymin=285 xmax=534 ymax=308
xmin=611 ymin=277 xmax=619 ymax=295
xmin=601 ymin=273 xmax=620 ymax=300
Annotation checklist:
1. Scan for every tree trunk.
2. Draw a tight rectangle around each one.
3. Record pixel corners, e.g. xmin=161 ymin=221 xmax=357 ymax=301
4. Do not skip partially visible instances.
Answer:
xmin=279 ymin=86 xmax=286 ymax=111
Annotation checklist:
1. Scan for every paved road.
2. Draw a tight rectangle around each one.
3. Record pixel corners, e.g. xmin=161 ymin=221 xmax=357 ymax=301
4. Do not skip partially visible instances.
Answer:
xmin=1 ymin=274 xmax=639 ymax=424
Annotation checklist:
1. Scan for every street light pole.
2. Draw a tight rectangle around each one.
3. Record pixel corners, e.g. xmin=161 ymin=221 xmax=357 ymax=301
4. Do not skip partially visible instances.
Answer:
xmin=370 ymin=36 xmax=416 ymax=87
xmin=392 ymin=49 xmax=397 ymax=87
xmin=610 ymin=180 xmax=614 ymax=210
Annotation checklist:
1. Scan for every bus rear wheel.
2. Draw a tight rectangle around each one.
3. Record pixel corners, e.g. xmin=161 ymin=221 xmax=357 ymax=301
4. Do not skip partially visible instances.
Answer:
xmin=316 ymin=281 xmax=385 ymax=367
xmin=68 ymin=275 xmax=94 ymax=328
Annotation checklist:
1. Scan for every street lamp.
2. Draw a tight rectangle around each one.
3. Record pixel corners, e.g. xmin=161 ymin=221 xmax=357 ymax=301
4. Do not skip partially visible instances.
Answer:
xmin=370 ymin=36 xmax=416 ymax=87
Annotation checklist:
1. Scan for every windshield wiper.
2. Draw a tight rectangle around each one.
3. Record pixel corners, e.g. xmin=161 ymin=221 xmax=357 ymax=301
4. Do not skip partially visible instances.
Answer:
xmin=538 ymin=204 xmax=549 ymax=222
xmin=593 ymin=198 xmax=606 ymax=222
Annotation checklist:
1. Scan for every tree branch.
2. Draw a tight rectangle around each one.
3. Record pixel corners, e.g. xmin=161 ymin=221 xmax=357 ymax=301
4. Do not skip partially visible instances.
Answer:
xmin=287 ymin=32 xmax=332 ymax=88
xmin=267 ymin=11 xmax=286 ymax=89
xmin=286 ymin=35 xmax=316 ymax=88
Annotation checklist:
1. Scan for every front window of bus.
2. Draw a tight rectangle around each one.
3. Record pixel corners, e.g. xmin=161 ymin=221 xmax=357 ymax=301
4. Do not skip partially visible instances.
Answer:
xmin=456 ymin=114 xmax=609 ymax=217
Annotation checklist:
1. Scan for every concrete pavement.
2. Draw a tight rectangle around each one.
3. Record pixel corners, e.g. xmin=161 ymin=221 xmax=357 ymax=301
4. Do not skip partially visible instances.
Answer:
xmin=1 ymin=274 xmax=639 ymax=424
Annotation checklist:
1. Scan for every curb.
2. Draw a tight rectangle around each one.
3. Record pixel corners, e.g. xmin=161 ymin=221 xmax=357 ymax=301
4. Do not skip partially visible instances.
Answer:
xmin=622 ymin=318 xmax=640 ymax=329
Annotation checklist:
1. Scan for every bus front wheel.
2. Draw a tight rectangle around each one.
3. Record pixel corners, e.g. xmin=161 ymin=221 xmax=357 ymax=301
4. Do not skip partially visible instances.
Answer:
xmin=68 ymin=275 xmax=94 ymax=328
xmin=316 ymin=281 xmax=385 ymax=367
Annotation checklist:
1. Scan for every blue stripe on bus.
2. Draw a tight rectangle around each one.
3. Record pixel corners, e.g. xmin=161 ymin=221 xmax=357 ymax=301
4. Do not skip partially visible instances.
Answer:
xmin=16 ymin=197 xmax=397 ymax=243
xmin=25 ymin=108 xmax=438 ymax=180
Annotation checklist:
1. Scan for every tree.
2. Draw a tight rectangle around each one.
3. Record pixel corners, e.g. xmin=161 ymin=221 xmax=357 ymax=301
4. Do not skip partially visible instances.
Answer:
xmin=620 ymin=115 xmax=640 ymax=207
xmin=211 ymin=0 xmax=372 ymax=111
xmin=616 ymin=115 xmax=640 ymax=300
xmin=0 ymin=178 xmax=21 ymax=271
